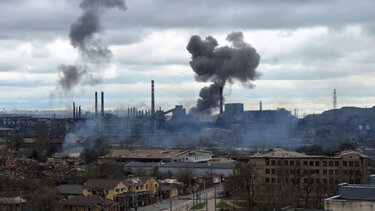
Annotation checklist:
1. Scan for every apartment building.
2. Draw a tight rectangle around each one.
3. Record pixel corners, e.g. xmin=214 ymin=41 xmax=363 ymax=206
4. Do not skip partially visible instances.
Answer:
xmin=249 ymin=148 xmax=369 ymax=191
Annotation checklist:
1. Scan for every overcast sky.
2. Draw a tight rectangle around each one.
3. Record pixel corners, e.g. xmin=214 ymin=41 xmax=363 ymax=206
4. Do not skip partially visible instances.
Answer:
xmin=1 ymin=0 xmax=375 ymax=115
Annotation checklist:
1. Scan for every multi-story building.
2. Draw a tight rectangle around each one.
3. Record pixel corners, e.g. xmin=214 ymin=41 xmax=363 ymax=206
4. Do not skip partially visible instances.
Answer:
xmin=249 ymin=147 xmax=369 ymax=186
xmin=248 ymin=147 xmax=370 ymax=206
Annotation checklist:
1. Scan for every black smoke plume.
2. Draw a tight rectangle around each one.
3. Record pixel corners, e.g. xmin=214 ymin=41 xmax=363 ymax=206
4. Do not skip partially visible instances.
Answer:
xmin=55 ymin=0 xmax=126 ymax=93
xmin=187 ymin=32 xmax=261 ymax=113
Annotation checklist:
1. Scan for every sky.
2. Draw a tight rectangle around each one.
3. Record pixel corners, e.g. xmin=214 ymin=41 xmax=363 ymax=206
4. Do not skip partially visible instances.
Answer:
xmin=1 ymin=0 xmax=375 ymax=116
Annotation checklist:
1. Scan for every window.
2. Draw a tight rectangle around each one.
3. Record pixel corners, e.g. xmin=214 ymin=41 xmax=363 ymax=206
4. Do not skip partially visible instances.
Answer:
xmin=315 ymin=161 xmax=320 ymax=166
xmin=310 ymin=169 xmax=316 ymax=174
xmin=121 ymin=188 xmax=126 ymax=192
xmin=304 ymin=178 xmax=308 ymax=183
xmin=335 ymin=161 xmax=339 ymax=166
xmin=277 ymin=160 xmax=281 ymax=165
xmin=284 ymin=160 xmax=288 ymax=166
xmin=355 ymin=161 xmax=359 ymax=167
xmin=304 ymin=161 xmax=308 ymax=166
xmin=349 ymin=161 xmax=353 ymax=167
xmin=266 ymin=178 xmax=270 ymax=183
xmin=271 ymin=160 xmax=275 ymax=166
xmin=323 ymin=179 xmax=328 ymax=184
xmin=344 ymin=170 xmax=348 ymax=175
xmin=265 ymin=159 xmax=270 ymax=165
xmin=136 ymin=186 xmax=139 ymax=190
xmin=343 ymin=161 xmax=347 ymax=166
xmin=146 ymin=184 xmax=149 ymax=190
xmin=304 ymin=170 xmax=308 ymax=175
xmin=271 ymin=178 xmax=276 ymax=183
xmin=290 ymin=160 xmax=294 ymax=166
xmin=329 ymin=161 xmax=333 ymax=166
xmin=323 ymin=170 xmax=327 ymax=175
xmin=316 ymin=178 xmax=320 ymax=184
xmin=329 ymin=170 xmax=333 ymax=175
xmin=116 ymin=189 xmax=120 ymax=193
xmin=323 ymin=161 xmax=327 ymax=166
xmin=290 ymin=169 xmax=294 ymax=174
xmin=296 ymin=161 xmax=300 ymax=166
xmin=265 ymin=169 xmax=270 ymax=174
xmin=309 ymin=161 xmax=314 ymax=166
xmin=335 ymin=170 xmax=339 ymax=175
xmin=271 ymin=169 xmax=275 ymax=174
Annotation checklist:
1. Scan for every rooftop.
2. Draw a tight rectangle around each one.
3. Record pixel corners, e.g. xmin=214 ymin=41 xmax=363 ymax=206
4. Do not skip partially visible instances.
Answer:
xmin=55 ymin=184 xmax=83 ymax=195
xmin=84 ymin=179 xmax=123 ymax=190
xmin=100 ymin=149 xmax=190 ymax=159
xmin=251 ymin=147 xmax=369 ymax=158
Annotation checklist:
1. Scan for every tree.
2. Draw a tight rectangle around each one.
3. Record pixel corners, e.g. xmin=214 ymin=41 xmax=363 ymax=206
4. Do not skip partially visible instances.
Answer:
xmin=5 ymin=131 xmax=23 ymax=152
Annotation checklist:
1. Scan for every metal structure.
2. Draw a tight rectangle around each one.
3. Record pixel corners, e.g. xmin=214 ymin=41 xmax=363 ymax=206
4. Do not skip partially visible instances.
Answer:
xmin=95 ymin=91 xmax=98 ymax=118
xmin=101 ymin=91 xmax=104 ymax=117
xmin=151 ymin=80 xmax=155 ymax=117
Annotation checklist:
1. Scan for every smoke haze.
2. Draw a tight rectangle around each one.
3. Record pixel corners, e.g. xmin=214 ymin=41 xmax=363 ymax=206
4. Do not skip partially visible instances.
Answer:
xmin=54 ymin=0 xmax=126 ymax=93
xmin=187 ymin=31 xmax=261 ymax=113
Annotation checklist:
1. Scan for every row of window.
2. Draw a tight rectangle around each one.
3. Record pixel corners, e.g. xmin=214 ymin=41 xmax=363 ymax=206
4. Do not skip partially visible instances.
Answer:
xmin=265 ymin=159 xmax=360 ymax=167
xmin=265 ymin=168 xmax=361 ymax=176
xmin=265 ymin=177 xmax=361 ymax=184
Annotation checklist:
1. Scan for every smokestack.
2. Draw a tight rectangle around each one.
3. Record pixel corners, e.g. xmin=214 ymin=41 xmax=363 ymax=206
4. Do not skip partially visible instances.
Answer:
xmin=333 ymin=89 xmax=337 ymax=109
xmin=151 ymin=80 xmax=155 ymax=117
xmin=260 ymin=101 xmax=262 ymax=111
xmin=95 ymin=92 xmax=98 ymax=118
xmin=219 ymin=86 xmax=223 ymax=114
xmin=79 ymin=106 xmax=81 ymax=119
xmin=101 ymin=91 xmax=104 ymax=117
xmin=73 ymin=102 xmax=76 ymax=119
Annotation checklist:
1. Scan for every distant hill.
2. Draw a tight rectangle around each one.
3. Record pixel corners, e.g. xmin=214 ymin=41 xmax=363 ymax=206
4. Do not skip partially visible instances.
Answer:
xmin=300 ymin=106 xmax=375 ymax=127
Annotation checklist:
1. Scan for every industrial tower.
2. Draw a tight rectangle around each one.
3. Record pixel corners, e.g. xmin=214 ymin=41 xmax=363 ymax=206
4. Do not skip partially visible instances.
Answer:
xmin=333 ymin=89 xmax=337 ymax=109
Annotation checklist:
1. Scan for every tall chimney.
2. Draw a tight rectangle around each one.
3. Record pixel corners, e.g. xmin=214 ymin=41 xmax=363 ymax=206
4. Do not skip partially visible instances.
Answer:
xmin=79 ymin=106 xmax=81 ymax=119
xmin=101 ymin=91 xmax=104 ymax=117
xmin=151 ymin=80 xmax=155 ymax=117
xmin=259 ymin=101 xmax=262 ymax=111
xmin=95 ymin=92 xmax=98 ymax=118
xmin=219 ymin=86 xmax=223 ymax=114
xmin=73 ymin=102 xmax=76 ymax=119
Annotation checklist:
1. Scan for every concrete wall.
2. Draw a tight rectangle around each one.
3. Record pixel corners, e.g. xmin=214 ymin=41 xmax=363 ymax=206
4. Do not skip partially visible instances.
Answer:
xmin=325 ymin=200 xmax=375 ymax=211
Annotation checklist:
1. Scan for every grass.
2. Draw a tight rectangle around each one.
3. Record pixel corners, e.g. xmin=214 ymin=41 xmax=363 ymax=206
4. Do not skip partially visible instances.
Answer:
xmin=190 ymin=203 xmax=205 ymax=210
xmin=216 ymin=201 xmax=231 ymax=208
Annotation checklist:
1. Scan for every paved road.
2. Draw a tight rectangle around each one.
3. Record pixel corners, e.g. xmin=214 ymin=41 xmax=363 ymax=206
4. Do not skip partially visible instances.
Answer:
xmin=138 ymin=186 xmax=221 ymax=211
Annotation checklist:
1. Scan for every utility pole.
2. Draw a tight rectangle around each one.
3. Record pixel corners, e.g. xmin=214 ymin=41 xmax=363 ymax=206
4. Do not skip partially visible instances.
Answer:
xmin=214 ymin=183 xmax=217 ymax=211
xmin=204 ymin=181 xmax=207 ymax=211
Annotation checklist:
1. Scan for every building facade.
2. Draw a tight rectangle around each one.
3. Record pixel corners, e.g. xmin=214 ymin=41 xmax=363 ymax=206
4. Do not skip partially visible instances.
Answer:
xmin=248 ymin=147 xmax=369 ymax=206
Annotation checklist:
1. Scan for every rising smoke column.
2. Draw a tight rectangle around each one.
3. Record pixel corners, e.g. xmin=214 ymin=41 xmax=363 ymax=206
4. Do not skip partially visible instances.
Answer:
xmin=55 ymin=0 xmax=126 ymax=92
xmin=186 ymin=32 xmax=261 ymax=113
